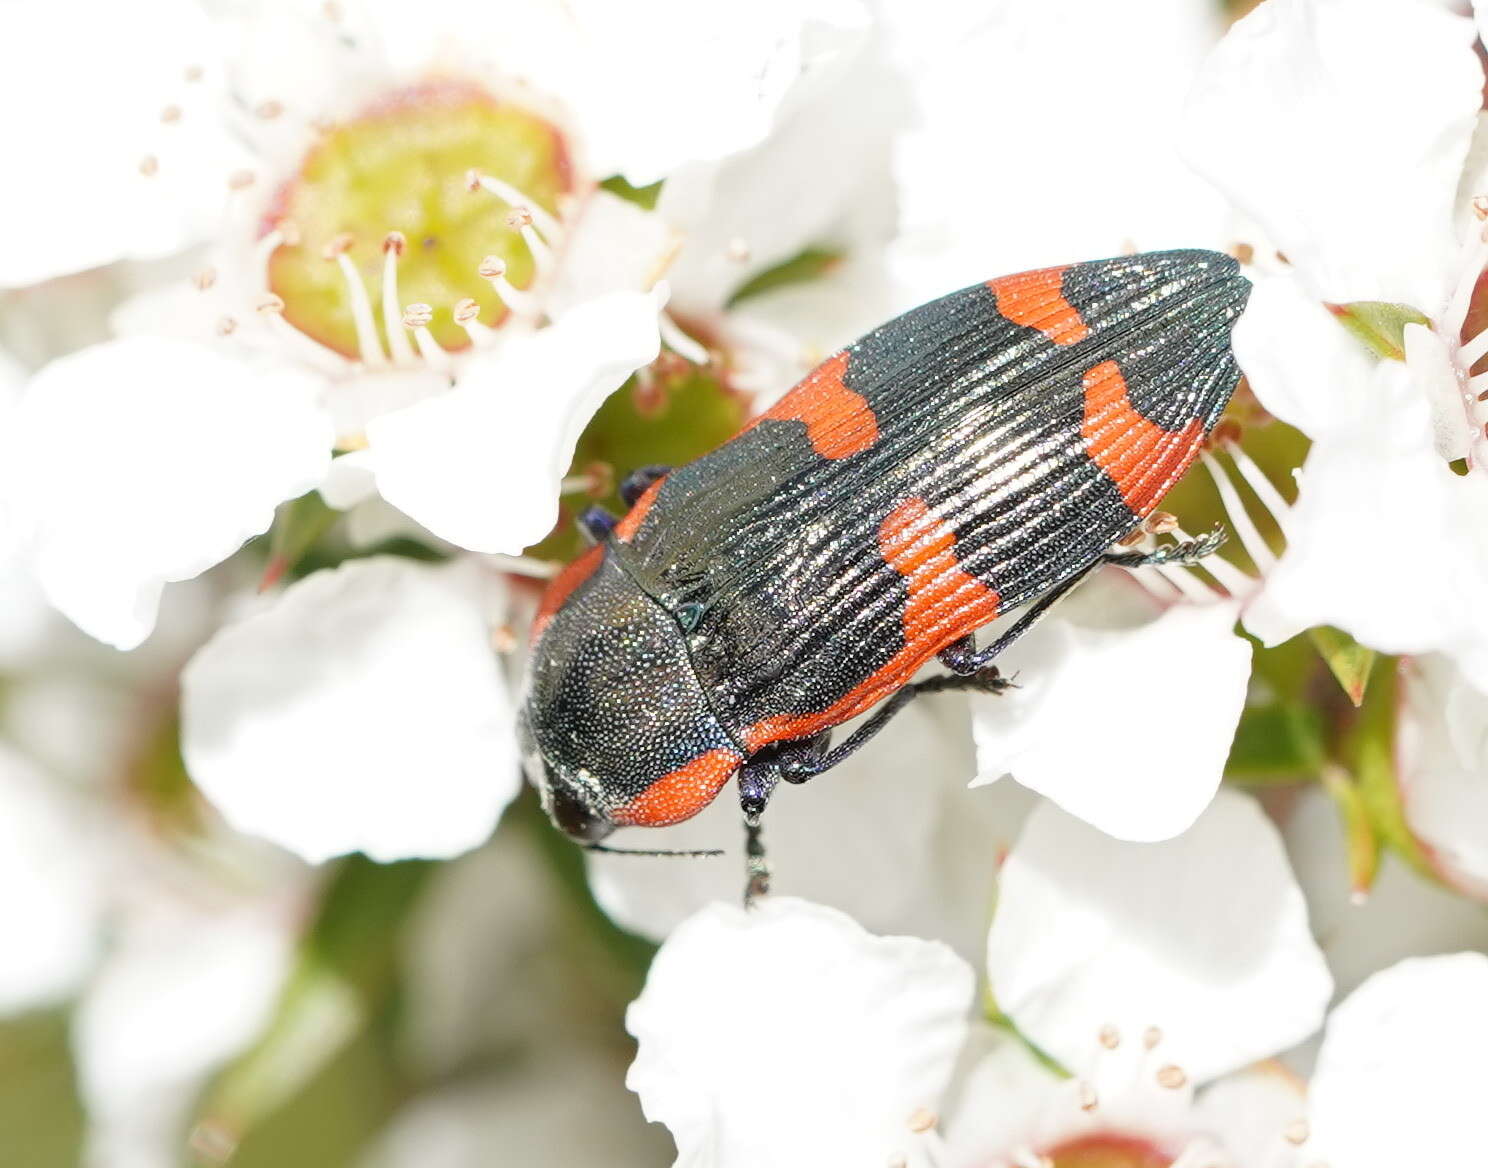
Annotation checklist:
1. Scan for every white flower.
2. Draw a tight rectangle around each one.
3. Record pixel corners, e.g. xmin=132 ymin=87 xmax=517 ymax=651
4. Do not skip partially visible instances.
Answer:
xmin=181 ymin=557 xmax=519 ymax=863
xmin=7 ymin=0 xmax=870 ymax=649
xmin=1 ymin=337 xmax=332 ymax=649
xmin=985 ymin=789 xmax=1332 ymax=1084
xmin=971 ymin=597 xmax=1251 ymax=841
xmin=1183 ymin=0 xmax=1488 ymax=681
xmin=626 ymin=896 xmax=974 ymax=1168
xmin=0 ymin=744 xmax=103 ymax=1013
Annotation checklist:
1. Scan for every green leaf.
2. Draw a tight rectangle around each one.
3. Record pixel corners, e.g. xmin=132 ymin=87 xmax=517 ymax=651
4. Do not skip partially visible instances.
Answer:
xmin=598 ymin=175 xmax=663 ymax=210
xmin=192 ymin=857 xmax=433 ymax=1156
xmin=0 ymin=1011 xmax=85 ymax=1168
xmin=726 ymin=246 xmax=843 ymax=307
xmin=1308 ymin=625 xmax=1377 ymax=707
xmin=1320 ymin=764 xmax=1380 ymax=899
xmin=1346 ymin=657 xmax=1442 ymax=884
xmin=262 ymin=490 xmax=340 ymax=590
xmin=1326 ymin=300 xmax=1431 ymax=362
xmin=1225 ymin=702 xmax=1327 ymax=784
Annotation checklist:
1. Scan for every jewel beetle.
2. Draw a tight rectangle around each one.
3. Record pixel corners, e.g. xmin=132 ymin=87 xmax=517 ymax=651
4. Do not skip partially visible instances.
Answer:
xmin=519 ymin=249 xmax=1250 ymax=863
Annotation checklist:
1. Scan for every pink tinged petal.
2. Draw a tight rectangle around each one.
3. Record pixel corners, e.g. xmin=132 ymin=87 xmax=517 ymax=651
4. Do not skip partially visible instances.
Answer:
xmin=626 ymin=897 xmax=974 ymax=1168
xmin=1281 ymin=785 xmax=1488 ymax=1000
xmin=2 ymin=338 xmax=333 ymax=650
xmin=1396 ymin=655 xmax=1488 ymax=899
xmin=180 ymin=558 xmax=519 ymax=863
xmin=0 ymin=746 xmax=103 ymax=1013
xmin=888 ymin=0 xmax=1228 ymax=304
xmin=986 ymin=790 xmax=1333 ymax=1084
xmin=589 ymin=697 xmax=1034 ymax=965
xmin=0 ymin=0 xmax=252 ymax=287
xmin=970 ymin=603 xmax=1251 ymax=842
xmin=1183 ymin=0 xmax=1480 ymax=311
xmin=566 ymin=0 xmax=870 ymax=187
xmin=1308 ymin=953 xmax=1488 ymax=1167
xmin=366 ymin=288 xmax=662 ymax=555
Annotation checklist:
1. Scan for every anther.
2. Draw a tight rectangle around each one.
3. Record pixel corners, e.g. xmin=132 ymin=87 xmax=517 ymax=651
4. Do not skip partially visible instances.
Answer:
xmin=383 ymin=231 xmax=406 ymax=257
xmin=228 ymin=170 xmax=256 ymax=191
xmin=1230 ymin=242 xmax=1255 ymax=265
xmin=453 ymin=297 xmax=480 ymax=324
xmin=506 ymin=207 xmax=534 ymax=230
xmin=323 ymin=233 xmax=355 ymax=260
xmin=184 ymin=65 xmax=204 ymax=82
xmin=1116 ymin=530 xmax=1145 ymax=548
xmin=256 ymin=100 xmax=284 ymax=120
xmin=1098 ymin=1024 xmax=1120 ymax=1049
xmin=1155 ymin=1064 xmax=1187 ymax=1089
xmin=1077 ymin=1081 xmax=1098 ymax=1112
xmin=1284 ymin=1119 xmax=1310 ymax=1146
xmin=727 ymin=237 xmax=752 ymax=262
xmin=1143 ymin=1026 xmax=1162 ymax=1050
xmin=322 ymin=0 xmax=342 ymax=19
xmin=257 ymin=294 xmax=285 ymax=314
xmin=194 ymin=268 xmax=217 ymax=292
xmin=402 ymin=303 xmax=433 ymax=329
xmin=1210 ymin=418 xmax=1243 ymax=447
xmin=160 ymin=104 xmax=182 ymax=124
xmin=473 ymin=172 xmax=564 ymax=241
xmin=507 ymin=209 xmax=553 ymax=270
xmin=139 ymin=155 xmax=159 ymax=177
xmin=403 ymin=304 xmax=448 ymax=367
xmin=906 ymin=1108 xmax=937 ymax=1134
xmin=216 ymin=316 xmax=237 ymax=336
xmin=1473 ymin=195 xmax=1488 ymax=221
xmin=1143 ymin=511 xmax=1177 ymax=535
xmin=479 ymin=255 xmax=536 ymax=316
xmin=491 ymin=624 xmax=517 ymax=654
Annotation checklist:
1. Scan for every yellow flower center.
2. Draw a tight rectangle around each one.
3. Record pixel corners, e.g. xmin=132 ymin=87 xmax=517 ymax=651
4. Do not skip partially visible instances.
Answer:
xmin=265 ymin=80 xmax=571 ymax=357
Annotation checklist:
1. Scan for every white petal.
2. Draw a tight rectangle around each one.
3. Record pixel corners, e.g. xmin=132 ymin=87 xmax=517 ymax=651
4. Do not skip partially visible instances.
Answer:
xmin=887 ymin=0 xmax=1228 ymax=304
xmin=74 ymin=901 xmax=293 ymax=1168
xmin=971 ymin=602 xmax=1251 ymax=842
xmin=1404 ymin=321 xmax=1476 ymax=463
xmin=367 ymin=288 xmax=662 ymax=554
xmin=986 ymin=789 xmax=1333 ymax=1083
xmin=660 ymin=34 xmax=902 ymax=315
xmin=3 ymin=338 xmax=333 ymax=649
xmin=0 ymin=745 xmax=102 ymax=1013
xmin=590 ymin=694 xmax=1033 ymax=965
xmin=626 ymin=897 xmax=973 ymax=1168
xmin=0 ymin=0 xmax=250 ymax=286
xmin=1190 ymin=1063 xmax=1307 ymax=1168
xmin=181 ymin=558 xmax=519 ymax=863
xmin=1396 ymin=655 xmax=1488 ymax=898
xmin=567 ymin=0 xmax=870 ymax=186
xmin=1308 ymin=953 xmax=1488 ymax=1167
xmin=546 ymin=191 xmax=680 ymax=316
xmin=1184 ymin=0 xmax=1479 ymax=310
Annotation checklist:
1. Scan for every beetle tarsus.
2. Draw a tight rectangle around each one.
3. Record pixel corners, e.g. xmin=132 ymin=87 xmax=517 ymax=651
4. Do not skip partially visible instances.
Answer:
xmin=744 ymin=813 xmax=770 ymax=905
xmin=1103 ymin=525 xmax=1226 ymax=568
xmin=619 ymin=464 xmax=672 ymax=505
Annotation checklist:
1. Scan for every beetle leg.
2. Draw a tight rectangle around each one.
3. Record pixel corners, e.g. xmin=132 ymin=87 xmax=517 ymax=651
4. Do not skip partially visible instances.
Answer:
xmin=577 ymin=505 xmax=620 ymax=545
xmin=1102 ymin=525 xmax=1225 ymax=569
xmin=619 ymin=464 xmax=672 ymax=506
xmin=936 ymin=566 xmax=1095 ymax=675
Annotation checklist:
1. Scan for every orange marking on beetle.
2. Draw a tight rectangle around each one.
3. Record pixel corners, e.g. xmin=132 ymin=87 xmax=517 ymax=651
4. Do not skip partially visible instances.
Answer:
xmin=530 ymin=544 xmax=603 ymax=645
xmin=612 ymin=747 xmax=744 ymax=826
xmin=614 ymin=477 xmax=665 ymax=543
xmin=750 ymin=350 xmax=878 ymax=458
xmin=988 ymin=265 xmax=1090 ymax=345
xmin=1081 ymin=359 xmax=1204 ymax=515
xmin=742 ymin=498 xmax=999 ymax=750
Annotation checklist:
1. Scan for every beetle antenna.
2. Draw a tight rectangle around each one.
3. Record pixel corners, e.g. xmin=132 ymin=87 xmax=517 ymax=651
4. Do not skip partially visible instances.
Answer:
xmin=584 ymin=843 xmax=724 ymax=858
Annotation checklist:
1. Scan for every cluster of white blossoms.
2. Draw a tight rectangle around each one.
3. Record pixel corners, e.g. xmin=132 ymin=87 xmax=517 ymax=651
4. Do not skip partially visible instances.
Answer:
xmin=3 ymin=0 xmax=1488 ymax=1164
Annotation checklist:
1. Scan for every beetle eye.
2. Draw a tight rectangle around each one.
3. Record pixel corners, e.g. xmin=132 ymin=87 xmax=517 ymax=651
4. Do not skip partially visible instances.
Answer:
xmin=545 ymin=778 xmax=614 ymax=844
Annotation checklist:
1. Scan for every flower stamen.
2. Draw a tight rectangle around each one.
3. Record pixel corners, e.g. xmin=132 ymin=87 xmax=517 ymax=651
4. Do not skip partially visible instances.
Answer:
xmin=401 ymin=302 xmax=448 ymax=368
xmin=506 ymin=206 xmax=553 ymax=273
xmin=468 ymin=169 xmax=565 ymax=243
xmin=381 ymin=232 xmax=416 ymax=364
xmin=479 ymin=255 xmax=537 ymax=316
xmin=1201 ymin=451 xmax=1277 ymax=573
xmin=659 ymin=313 xmax=710 ymax=365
